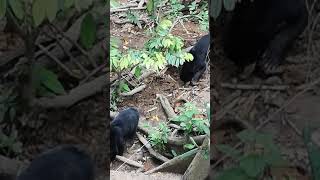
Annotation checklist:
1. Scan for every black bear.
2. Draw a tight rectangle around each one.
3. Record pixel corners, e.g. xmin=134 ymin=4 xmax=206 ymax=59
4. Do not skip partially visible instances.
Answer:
xmin=110 ymin=107 xmax=139 ymax=161
xmin=222 ymin=0 xmax=308 ymax=74
xmin=180 ymin=34 xmax=210 ymax=85
xmin=17 ymin=145 xmax=94 ymax=180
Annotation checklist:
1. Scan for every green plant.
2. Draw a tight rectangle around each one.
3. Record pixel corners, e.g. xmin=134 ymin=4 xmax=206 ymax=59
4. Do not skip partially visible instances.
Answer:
xmin=215 ymin=129 xmax=286 ymax=180
xmin=167 ymin=0 xmax=184 ymax=19
xmin=127 ymin=10 xmax=142 ymax=28
xmin=0 ymin=88 xmax=17 ymax=123
xmin=196 ymin=4 xmax=209 ymax=31
xmin=145 ymin=19 xmax=193 ymax=67
xmin=145 ymin=122 xmax=170 ymax=151
xmin=33 ymin=64 xmax=66 ymax=97
xmin=110 ymin=20 xmax=193 ymax=73
xmin=0 ymin=129 xmax=22 ymax=156
xmin=0 ymin=0 xmax=100 ymax=109
xmin=171 ymin=102 xmax=210 ymax=136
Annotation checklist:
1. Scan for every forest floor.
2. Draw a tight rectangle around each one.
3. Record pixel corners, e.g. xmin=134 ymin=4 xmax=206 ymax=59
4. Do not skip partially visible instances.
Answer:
xmin=110 ymin=4 xmax=209 ymax=180
xmin=211 ymin=9 xmax=320 ymax=179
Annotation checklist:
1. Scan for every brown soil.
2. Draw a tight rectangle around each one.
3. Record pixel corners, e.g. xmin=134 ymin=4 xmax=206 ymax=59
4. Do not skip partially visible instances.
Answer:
xmin=110 ymin=1 xmax=210 ymax=178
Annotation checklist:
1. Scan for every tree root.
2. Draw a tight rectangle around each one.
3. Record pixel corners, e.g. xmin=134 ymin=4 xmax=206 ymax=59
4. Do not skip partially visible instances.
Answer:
xmin=144 ymin=148 xmax=199 ymax=175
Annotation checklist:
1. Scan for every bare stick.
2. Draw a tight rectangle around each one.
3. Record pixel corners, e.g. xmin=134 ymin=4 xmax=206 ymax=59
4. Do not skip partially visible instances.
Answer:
xmin=43 ymin=30 xmax=89 ymax=76
xmin=49 ymin=24 xmax=97 ymax=68
xmin=120 ymin=84 xmax=146 ymax=96
xmin=115 ymin=155 xmax=144 ymax=168
xmin=80 ymin=62 xmax=108 ymax=85
xmin=37 ymin=44 xmax=81 ymax=79
xmin=156 ymin=94 xmax=177 ymax=119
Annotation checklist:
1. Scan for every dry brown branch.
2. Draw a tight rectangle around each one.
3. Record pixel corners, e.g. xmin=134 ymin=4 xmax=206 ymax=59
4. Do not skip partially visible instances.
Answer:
xmin=156 ymin=94 xmax=176 ymax=119
xmin=115 ymin=155 xmax=144 ymax=168
xmin=145 ymin=148 xmax=199 ymax=175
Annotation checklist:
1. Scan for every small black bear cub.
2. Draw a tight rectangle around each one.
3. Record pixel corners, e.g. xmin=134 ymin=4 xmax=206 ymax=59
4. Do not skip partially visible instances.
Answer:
xmin=17 ymin=145 xmax=94 ymax=180
xmin=180 ymin=34 xmax=210 ymax=85
xmin=111 ymin=107 xmax=139 ymax=161
xmin=223 ymin=0 xmax=308 ymax=74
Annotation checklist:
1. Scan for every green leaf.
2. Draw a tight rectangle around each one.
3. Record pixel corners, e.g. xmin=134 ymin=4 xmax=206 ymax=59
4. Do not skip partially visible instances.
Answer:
xmin=146 ymin=0 xmax=154 ymax=15
xmin=37 ymin=66 xmax=66 ymax=95
xmin=216 ymin=167 xmax=252 ymax=180
xmin=120 ymin=82 xmax=130 ymax=92
xmin=216 ymin=144 xmax=241 ymax=159
xmin=80 ymin=13 xmax=96 ymax=49
xmin=223 ymin=0 xmax=236 ymax=11
xmin=32 ymin=0 xmax=46 ymax=26
xmin=210 ymin=0 xmax=222 ymax=19
xmin=237 ymin=129 xmax=257 ymax=143
xmin=239 ymin=154 xmax=267 ymax=178
xmin=37 ymin=85 xmax=56 ymax=97
xmin=184 ymin=143 xmax=195 ymax=150
xmin=46 ymin=0 xmax=58 ymax=22
xmin=9 ymin=0 xmax=24 ymax=20
xmin=134 ymin=66 xmax=142 ymax=78
xmin=0 ymin=0 xmax=7 ymax=20
xmin=64 ymin=0 xmax=74 ymax=9
xmin=110 ymin=0 xmax=120 ymax=8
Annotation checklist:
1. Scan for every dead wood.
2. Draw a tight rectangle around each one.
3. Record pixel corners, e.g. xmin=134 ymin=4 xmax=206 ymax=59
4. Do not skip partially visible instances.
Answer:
xmin=120 ymin=84 xmax=146 ymax=96
xmin=115 ymin=155 xmax=144 ymax=168
xmin=156 ymin=94 xmax=176 ymax=119
xmin=144 ymin=148 xmax=198 ymax=175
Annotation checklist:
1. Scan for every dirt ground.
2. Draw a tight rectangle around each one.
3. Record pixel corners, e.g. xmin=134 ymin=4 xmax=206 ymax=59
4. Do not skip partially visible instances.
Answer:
xmin=110 ymin=7 xmax=210 ymax=179
xmin=211 ymin=8 xmax=320 ymax=179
